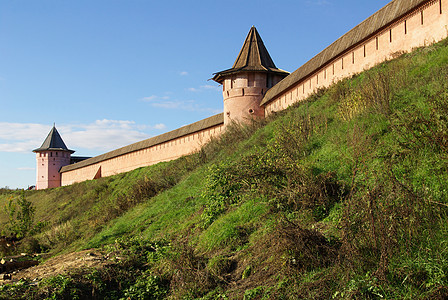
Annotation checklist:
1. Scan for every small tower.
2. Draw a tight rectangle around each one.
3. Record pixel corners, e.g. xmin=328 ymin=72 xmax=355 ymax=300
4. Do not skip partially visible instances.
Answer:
xmin=33 ymin=125 xmax=74 ymax=190
xmin=213 ymin=26 xmax=289 ymax=125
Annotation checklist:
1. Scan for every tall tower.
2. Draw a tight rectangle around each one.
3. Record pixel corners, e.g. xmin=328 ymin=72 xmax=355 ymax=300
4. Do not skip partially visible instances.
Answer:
xmin=213 ymin=26 xmax=289 ymax=125
xmin=33 ymin=125 xmax=74 ymax=190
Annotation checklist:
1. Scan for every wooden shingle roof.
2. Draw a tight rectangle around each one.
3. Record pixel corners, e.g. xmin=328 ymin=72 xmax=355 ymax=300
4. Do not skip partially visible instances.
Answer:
xmin=33 ymin=125 xmax=74 ymax=153
xmin=60 ymin=113 xmax=224 ymax=173
xmin=261 ymin=0 xmax=431 ymax=106
xmin=213 ymin=26 xmax=289 ymax=83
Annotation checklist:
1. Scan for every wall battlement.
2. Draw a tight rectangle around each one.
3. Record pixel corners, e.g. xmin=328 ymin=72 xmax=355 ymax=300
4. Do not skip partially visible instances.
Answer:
xmin=36 ymin=0 xmax=448 ymax=189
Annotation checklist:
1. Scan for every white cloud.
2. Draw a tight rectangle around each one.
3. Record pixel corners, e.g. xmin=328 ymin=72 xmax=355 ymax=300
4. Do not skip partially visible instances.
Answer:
xmin=141 ymin=95 xmax=170 ymax=102
xmin=0 ymin=141 xmax=39 ymax=153
xmin=306 ymin=0 xmax=330 ymax=6
xmin=143 ymin=97 xmax=221 ymax=114
xmin=63 ymin=127 xmax=148 ymax=151
xmin=187 ymin=84 xmax=221 ymax=93
xmin=153 ymin=123 xmax=167 ymax=130
xmin=142 ymin=95 xmax=158 ymax=101
xmin=0 ymin=120 xmax=168 ymax=153
xmin=200 ymin=84 xmax=221 ymax=91
xmin=17 ymin=167 xmax=35 ymax=171
xmin=0 ymin=122 xmax=49 ymax=141
xmin=0 ymin=122 xmax=51 ymax=153
xmin=179 ymin=71 xmax=189 ymax=76
xmin=150 ymin=100 xmax=189 ymax=109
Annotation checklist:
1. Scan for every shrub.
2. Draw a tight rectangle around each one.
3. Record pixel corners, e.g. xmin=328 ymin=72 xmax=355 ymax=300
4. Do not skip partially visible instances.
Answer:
xmin=200 ymin=111 xmax=343 ymax=227
xmin=207 ymin=255 xmax=235 ymax=278
xmin=122 ymin=273 xmax=168 ymax=300
xmin=39 ymin=274 xmax=79 ymax=299
xmin=340 ymin=165 xmax=433 ymax=281
xmin=3 ymin=192 xmax=36 ymax=239
xmin=273 ymin=220 xmax=339 ymax=273
xmin=39 ymin=221 xmax=76 ymax=250
xmin=167 ymin=239 xmax=217 ymax=299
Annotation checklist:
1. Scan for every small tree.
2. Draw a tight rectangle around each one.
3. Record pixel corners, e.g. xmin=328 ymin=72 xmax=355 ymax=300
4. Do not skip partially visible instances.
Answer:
xmin=4 ymin=192 xmax=35 ymax=238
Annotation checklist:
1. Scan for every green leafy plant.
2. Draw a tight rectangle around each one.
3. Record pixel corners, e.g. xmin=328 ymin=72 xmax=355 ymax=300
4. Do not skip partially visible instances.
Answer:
xmin=243 ymin=286 xmax=264 ymax=300
xmin=39 ymin=274 xmax=80 ymax=300
xmin=122 ymin=273 xmax=168 ymax=300
xmin=4 ymin=192 xmax=36 ymax=238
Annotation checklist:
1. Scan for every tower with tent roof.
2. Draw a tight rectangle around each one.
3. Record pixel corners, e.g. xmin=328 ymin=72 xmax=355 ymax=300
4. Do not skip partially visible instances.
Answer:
xmin=212 ymin=26 xmax=289 ymax=125
xmin=33 ymin=125 xmax=74 ymax=190
xmin=33 ymin=26 xmax=289 ymax=189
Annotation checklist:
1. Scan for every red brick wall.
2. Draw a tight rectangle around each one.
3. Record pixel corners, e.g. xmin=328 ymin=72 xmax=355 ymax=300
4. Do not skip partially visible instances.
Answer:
xmin=36 ymin=151 xmax=71 ymax=190
xmin=61 ymin=0 xmax=448 ymax=187
xmin=265 ymin=0 xmax=448 ymax=115
xmin=61 ymin=124 xmax=224 ymax=186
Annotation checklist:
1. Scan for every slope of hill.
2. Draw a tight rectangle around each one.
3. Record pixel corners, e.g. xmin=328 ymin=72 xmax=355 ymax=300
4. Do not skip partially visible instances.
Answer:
xmin=1 ymin=39 xmax=448 ymax=299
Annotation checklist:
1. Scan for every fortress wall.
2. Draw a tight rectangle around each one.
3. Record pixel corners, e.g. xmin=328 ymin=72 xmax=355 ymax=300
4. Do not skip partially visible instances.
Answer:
xmin=263 ymin=0 xmax=448 ymax=114
xmin=61 ymin=115 xmax=224 ymax=186
xmin=55 ymin=0 xmax=448 ymax=187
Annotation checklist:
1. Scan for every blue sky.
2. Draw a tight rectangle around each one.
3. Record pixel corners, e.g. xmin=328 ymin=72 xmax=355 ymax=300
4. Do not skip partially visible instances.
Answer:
xmin=0 ymin=0 xmax=391 ymax=189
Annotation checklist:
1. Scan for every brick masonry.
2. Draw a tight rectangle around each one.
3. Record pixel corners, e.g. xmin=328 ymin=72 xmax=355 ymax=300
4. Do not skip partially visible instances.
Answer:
xmin=263 ymin=0 xmax=448 ymax=114
xmin=52 ymin=0 xmax=448 ymax=188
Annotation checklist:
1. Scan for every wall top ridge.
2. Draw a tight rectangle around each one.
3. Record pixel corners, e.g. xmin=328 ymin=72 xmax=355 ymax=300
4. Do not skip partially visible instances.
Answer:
xmin=261 ymin=0 xmax=431 ymax=106
xmin=60 ymin=113 xmax=224 ymax=173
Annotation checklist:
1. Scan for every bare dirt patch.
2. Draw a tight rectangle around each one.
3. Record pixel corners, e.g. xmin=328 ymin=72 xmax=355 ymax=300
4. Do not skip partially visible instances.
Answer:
xmin=0 ymin=249 xmax=112 ymax=284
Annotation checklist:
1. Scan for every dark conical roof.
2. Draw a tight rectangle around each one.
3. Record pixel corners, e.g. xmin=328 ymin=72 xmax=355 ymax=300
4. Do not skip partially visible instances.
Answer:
xmin=33 ymin=125 xmax=74 ymax=153
xmin=212 ymin=26 xmax=289 ymax=83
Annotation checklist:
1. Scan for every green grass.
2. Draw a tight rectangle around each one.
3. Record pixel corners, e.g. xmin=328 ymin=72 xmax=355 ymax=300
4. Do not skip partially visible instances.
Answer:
xmin=197 ymin=197 xmax=269 ymax=252
xmin=86 ymin=168 xmax=208 ymax=248
xmin=1 ymin=38 xmax=448 ymax=299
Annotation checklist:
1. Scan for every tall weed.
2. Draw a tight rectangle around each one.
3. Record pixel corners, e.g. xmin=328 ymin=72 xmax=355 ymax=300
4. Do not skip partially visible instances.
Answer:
xmin=201 ymin=111 xmax=343 ymax=228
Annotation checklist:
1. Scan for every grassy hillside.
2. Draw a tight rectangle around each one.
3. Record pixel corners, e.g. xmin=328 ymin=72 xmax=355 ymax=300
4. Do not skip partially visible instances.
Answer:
xmin=1 ymin=39 xmax=448 ymax=299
